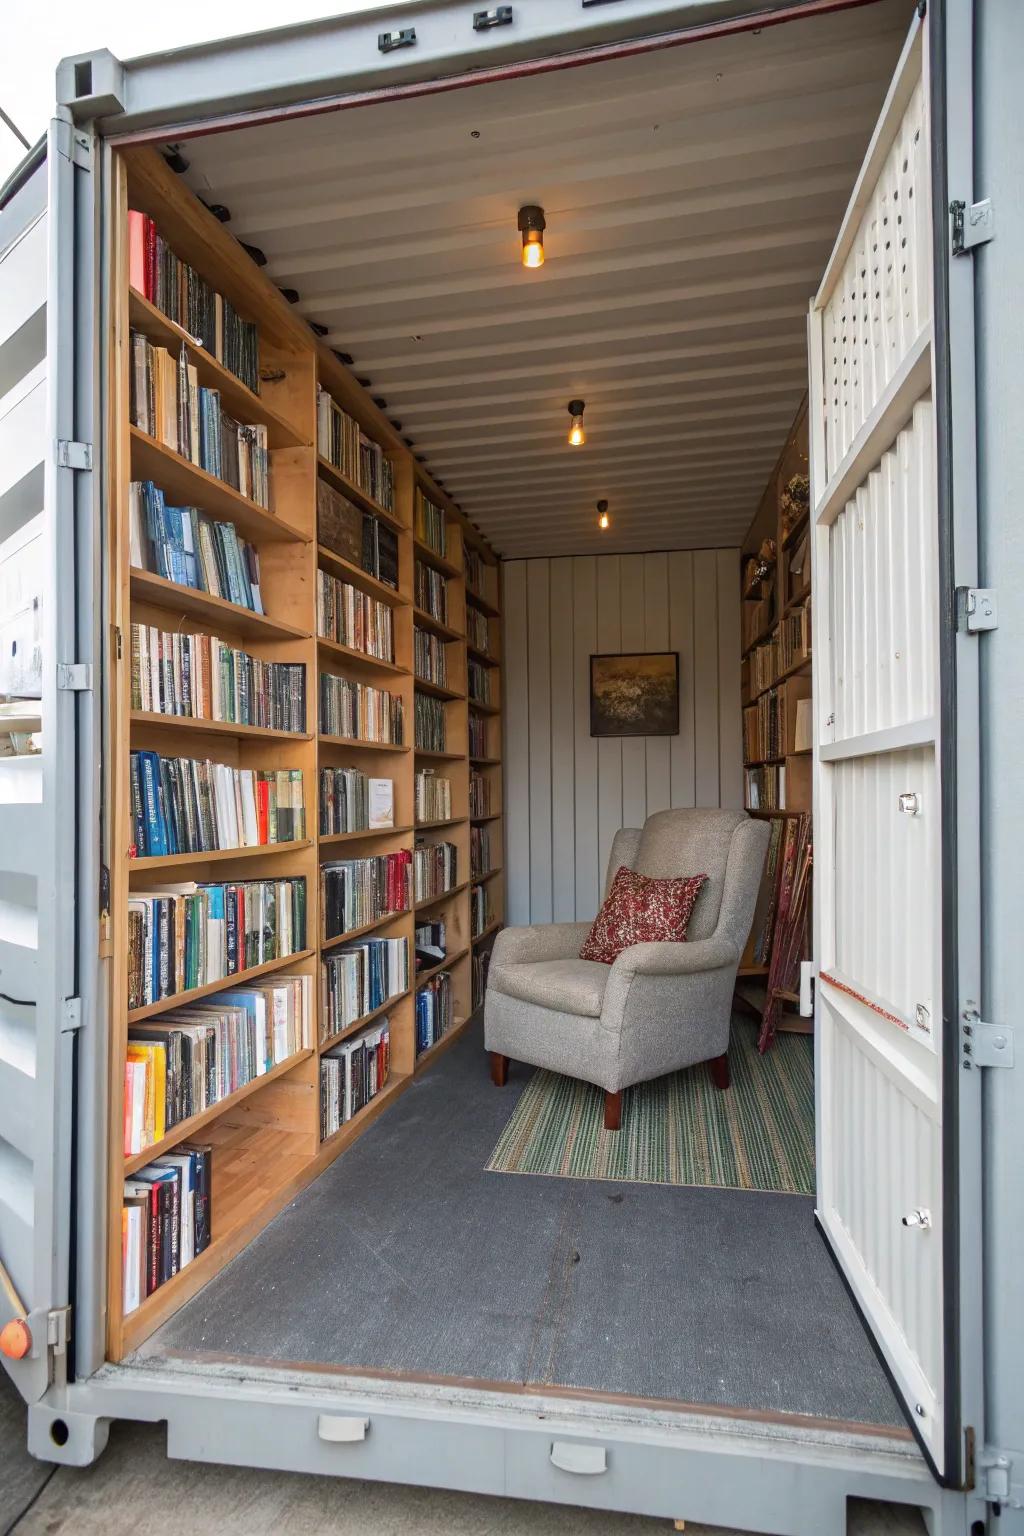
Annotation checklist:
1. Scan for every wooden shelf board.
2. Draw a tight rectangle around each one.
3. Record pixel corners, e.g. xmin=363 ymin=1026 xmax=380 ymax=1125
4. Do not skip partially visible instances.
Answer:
xmin=415 ymin=747 xmax=463 ymax=762
xmin=473 ymin=866 xmax=503 ymax=883
xmin=129 ymin=710 xmax=311 ymax=743
xmin=782 ymin=509 xmax=810 ymax=551
xmin=466 ymin=588 xmax=501 ymax=619
xmin=468 ymin=699 xmax=500 ymax=716
xmin=130 ymin=428 xmax=308 ymax=545
xmin=319 ymin=734 xmax=409 ymax=753
xmin=126 ymin=947 xmax=314 ymax=1025
xmin=319 ymin=824 xmax=413 ymax=846
xmin=321 ymin=909 xmax=410 ymax=951
xmin=415 ymin=817 xmax=467 ymax=831
xmin=472 ymin=919 xmax=502 ymax=944
xmin=318 ymin=635 xmax=408 ymax=676
xmin=412 ymin=607 xmax=462 ymax=642
xmin=123 ymin=1046 xmax=313 ymax=1175
xmin=737 ymin=964 xmax=770 ymax=979
xmin=317 ymin=457 xmax=405 ymax=532
xmin=750 ymin=655 xmax=812 ymax=700
xmin=414 ymin=676 xmax=465 ymax=702
xmin=128 ymin=288 xmax=306 ymax=450
xmin=470 ymin=756 xmax=501 ymax=767
xmin=129 ymin=569 xmax=311 ymax=641
xmin=466 ymin=643 xmax=498 ymax=666
xmin=414 ymin=540 xmax=461 ymax=578
xmin=471 ymin=812 xmax=502 ymax=824
xmin=129 ymin=839 xmax=311 ymax=874
xmin=415 ymin=946 xmax=469 ymax=989
xmin=741 ymin=623 xmax=776 ymax=660
xmin=318 ymin=991 xmax=410 ymax=1054
xmin=316 ymin=545 xmax=408 ymax=606
xmin=414 ymin=881 xmax=469 ymax=912
xmin=413 ymin=1013 xmax=473 ymax=1075
xmin=782 ymin=584 xmax=812 ymax=616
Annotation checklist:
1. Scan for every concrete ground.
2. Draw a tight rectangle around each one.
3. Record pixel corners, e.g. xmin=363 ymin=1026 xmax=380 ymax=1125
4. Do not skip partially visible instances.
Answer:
xmin=1 ymin=1375 xmax=927 ymax=1536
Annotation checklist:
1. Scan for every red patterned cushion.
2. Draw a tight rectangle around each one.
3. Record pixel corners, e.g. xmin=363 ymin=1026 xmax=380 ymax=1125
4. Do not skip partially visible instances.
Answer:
xmin=579 ymin=866 xmax=707 ymax=965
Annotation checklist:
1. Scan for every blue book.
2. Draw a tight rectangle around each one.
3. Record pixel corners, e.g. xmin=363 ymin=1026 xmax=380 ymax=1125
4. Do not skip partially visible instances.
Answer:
xmin=138 ymin=750 xmax=168 ymax=857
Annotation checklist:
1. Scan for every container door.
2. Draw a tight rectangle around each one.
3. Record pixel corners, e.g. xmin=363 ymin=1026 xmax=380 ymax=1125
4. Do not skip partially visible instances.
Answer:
xmin=0 ymin=116 xmax=97 ymax=1402
xmin=808 ymin=10 xmax=979 ymax=1483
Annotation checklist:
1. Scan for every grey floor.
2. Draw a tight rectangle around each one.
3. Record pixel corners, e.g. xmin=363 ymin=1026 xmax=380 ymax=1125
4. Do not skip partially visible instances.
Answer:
xmin=143 ymin=1019 xmax=903 ymax=1429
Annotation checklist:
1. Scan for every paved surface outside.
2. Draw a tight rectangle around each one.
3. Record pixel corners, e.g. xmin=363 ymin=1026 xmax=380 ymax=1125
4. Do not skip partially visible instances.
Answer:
xmin=0 ymin=1373 xmax=928 ymax=1536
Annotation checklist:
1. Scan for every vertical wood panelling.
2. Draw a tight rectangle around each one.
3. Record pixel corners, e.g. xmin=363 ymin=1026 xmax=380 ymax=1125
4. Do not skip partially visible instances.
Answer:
xmin=504 ymin=549 xmax=741 ymax=924
xmin=549 ymin=558 xmax=576 ymax=922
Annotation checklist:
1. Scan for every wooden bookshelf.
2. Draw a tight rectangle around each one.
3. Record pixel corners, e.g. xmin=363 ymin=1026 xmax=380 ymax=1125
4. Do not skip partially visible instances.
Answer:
xmin=106 ymin=145 xmax=504 ymax=1362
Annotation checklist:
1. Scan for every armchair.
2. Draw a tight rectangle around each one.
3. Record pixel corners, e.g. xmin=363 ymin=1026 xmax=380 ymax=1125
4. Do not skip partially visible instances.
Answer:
xmin=484 ymin=809 xmax=770 ymax=1129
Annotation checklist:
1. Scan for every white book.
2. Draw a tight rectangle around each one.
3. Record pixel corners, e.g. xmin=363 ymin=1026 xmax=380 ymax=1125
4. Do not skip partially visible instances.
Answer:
xmin=368 ymin=777 xmax=394 ymax=829
xmin=122 ymin=1203 xmax=142 ymax=1315
xmin=239 ymin=769 xmax=258 ymax=847
xmin=129 ymin=483 xmax=143 ymax=570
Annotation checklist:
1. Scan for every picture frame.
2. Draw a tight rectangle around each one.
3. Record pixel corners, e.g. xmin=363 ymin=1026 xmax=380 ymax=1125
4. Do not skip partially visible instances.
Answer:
xmin=589 ymin=651 xmax=680 ymax=738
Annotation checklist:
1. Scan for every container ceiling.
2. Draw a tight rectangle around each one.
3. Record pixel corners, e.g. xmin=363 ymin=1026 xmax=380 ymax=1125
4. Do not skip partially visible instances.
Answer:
xmin=180 ymin=1 xmax=912 ymax=558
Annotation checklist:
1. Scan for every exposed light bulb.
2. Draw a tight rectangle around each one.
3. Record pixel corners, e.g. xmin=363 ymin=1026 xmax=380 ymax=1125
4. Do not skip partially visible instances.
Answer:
xmin=567 ymin=399 xmax=586 ymax=447
xmin=517 ymin=205 xmax=546 ymax=270
xmin=597 ymin=500 xmax=610 ymax=530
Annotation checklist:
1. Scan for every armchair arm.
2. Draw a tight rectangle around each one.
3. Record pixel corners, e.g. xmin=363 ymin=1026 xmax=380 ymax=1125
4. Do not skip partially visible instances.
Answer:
xmin=491 ymin=922 xmax=591 ymax=968
xmin=609 ymin=935 xmax=740 ymax=980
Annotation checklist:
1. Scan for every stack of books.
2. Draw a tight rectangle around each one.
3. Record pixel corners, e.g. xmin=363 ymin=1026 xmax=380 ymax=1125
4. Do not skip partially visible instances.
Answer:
xmin=414 ymin=561 xmax=448 ymax=623
xmin=415 ymin=694 xmax=446 ymax=753
xmin=416 ymin=971 xmax=453 ymax=1057
xmin=127 ymin=877 xmax=307 ymax=1010
xmin=129 ymin=752 xmax=305 ymax=856
xmin=320 ymin=936 xmax=409 ymax=1042
xmin=122 ymin=1143 xmax=212 ymax=1315
xmin=415 ymin=770 xmax=451 ymax=823
xmin=317 ymin=570 xmax=395 ymax=661
xmin=130 ymin=624 xmax=305 ymax=733
xmin=316 ymin=387 xmax=394 ymax=512
xmin=320 ymin=851 xmax=413 ymax=941
xmin=319 ymin=674 xmax=404 ymax=743
xmin=129 ymin=481 xmax=264 ymax=611
xmin=319 ymin=768 xmax=393 ymax=836
xmin=413 ymin=840 xmax=458 ymax=903
xmin=414 ymin=628 xmax=448 ymax=688
xmin=414 ymin=491 xmax=446 ymax=557
xmin=320 ymin=1018 xmax=391 ymax=1138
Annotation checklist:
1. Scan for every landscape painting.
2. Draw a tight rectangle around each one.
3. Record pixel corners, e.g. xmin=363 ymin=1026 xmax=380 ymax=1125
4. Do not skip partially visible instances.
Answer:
xmin=590 ymin=652 xmax=679 ymax=738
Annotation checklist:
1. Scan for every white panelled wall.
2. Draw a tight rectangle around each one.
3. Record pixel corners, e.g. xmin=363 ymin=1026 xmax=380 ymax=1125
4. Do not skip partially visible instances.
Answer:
xmin=502 ymin=550 xmax=742 ymax=926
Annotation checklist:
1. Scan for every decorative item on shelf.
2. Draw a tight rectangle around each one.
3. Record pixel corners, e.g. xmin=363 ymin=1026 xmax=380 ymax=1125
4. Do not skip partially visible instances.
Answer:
xmin=597 ymin=499 xmax=610 ymax=530
xmin=742 ymin=537 xmax=776 ymax=599
xmin=567 ymin=399 xmax=586 ymax=447
xmin=517 ymin=204 xmax=546 ymax=269
xmin=779 ymin=473 xmax=810 ymax=542
xmin=590 ymin=652 xmax=679 ymax=738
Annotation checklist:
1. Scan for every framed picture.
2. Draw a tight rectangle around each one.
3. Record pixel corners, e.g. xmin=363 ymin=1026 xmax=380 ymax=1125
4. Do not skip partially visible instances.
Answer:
xmin=590 ymin=652 xmax=679 ymax=738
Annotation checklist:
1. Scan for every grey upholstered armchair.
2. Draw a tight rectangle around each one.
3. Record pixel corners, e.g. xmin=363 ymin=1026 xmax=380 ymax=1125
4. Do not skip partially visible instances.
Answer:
xmin=484 ymin=809 xmax=770 ymax=1130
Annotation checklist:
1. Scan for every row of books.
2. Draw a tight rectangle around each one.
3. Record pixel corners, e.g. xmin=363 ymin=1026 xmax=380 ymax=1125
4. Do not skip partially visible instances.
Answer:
xmin=319 ymin=768 xmax=394 ymax=836
xmin=414 ymin=491 xmax=447 ymax=557
xmin=469 ymin=712 xmax=489 ymax=758
xmin=128 ymin=209 xmax=259 ymax=394
xmin=125 ymin=976 xmax=311 ymax=1151
xmin=469 ymin=769 xmax=491 ymax=819
xmin=415 ymin=561 xmax=448 ymax=624
xmin=744 ymin=763 xmax=787 ymax=813
xmin=464 ymin=547 xmax=487 ymax=598
xmin=470 ymin=825 xmax=493 ymax=879
xmin=317 ymin=569 xmax=395 ymax=662
xmin=415 ymin=770 xmax=451 ymax=823
xmin=130 ymin=480 xmax=264 ymax=613
xmin=122 ymin=1143 xmax=212 ymax=1315
xmin=743 ymin=690 xmax=783 ymax=764
xmin=472 ymin=946 xmax=492 ymax=1011
xmin=778 ymin=598 xmax=812 ymax=674
xmin=320 ymin=937 xmax=409 ymax=1043
xmin=316 ymin=387 xmax=395 ymax=512
xmin=130 ymin=333 xmax=269 ymax=508
xmin=471 ymin=882 xmax=493 ymax=939
xmin=320 ymin=1018 xmax=391 ymax=1140
xmin=414 ymin=628 xmax=449 ymax=688
xmin=468 ymin=660 xmax=492 ymax=705
xmin=130 ymin=752 xmax=305 ymax=858
xmin=413 ymin=840 xmax=458 ymax=903
xmin=321 ymin=851 xmax=413 ymax=941
xmin=466 ymin=607 xmax=490 ymax=655
xmin=320 ymin=674 xmax=405 ymax=744
xmin=128 ymin=877 xmax=307 ymax=1012
xmin=414 ymin=919 xmax=445 ymax=972
xmin=748 ymin=632 xmax=780 ymax=697
xmin=415 ymin=694 xmax=446 ymax=754
xmin=415 ymin=971 xmax=453 ymax=1057
xmin=130 ymin=623 xmax=305 ymax=734
xmin=317 ymin=480 xmax=399 ymax=590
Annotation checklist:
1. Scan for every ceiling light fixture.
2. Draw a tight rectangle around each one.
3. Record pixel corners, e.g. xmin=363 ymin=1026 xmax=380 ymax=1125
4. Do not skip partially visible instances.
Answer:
xmin=567 ymin=399 xmax=586 ymax=447
xmin=597 ymin=499 xmax=610 ymax=530
xmin=518 ymin=205 xmax=546 ymax=269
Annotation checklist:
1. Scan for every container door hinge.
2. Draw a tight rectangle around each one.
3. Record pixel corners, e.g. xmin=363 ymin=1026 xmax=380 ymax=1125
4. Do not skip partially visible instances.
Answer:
xmin=474 ymin=6 xmax=513 ymax=27
xmin=55 ymin=439 xmax=92 ymax=471
xmin=61 ymin=997 xmax=82 ymax=1034
xmin=57 ymin=663 xmax=93 ymax=692
xmin=378 ymin=28 xmax=415 ymax=52
xmin=951 ymin=198 xmax=994 ymax=256
xmin=961 ymin=1009 xmax=1013 ymax=1070
xmin=956 ymin=587 xmax=997 ymax=633
xmin=799 ymin=960 xmax=816 ymax=1017
xmin=979 ymin=1448 xmax=1023 ymax=1510
xmin=47 ymin=1306 xmax=71 ymax=1355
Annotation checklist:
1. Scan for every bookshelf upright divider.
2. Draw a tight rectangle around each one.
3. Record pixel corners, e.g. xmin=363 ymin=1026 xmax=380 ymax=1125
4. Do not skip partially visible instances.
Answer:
xmin=106 ymin=145 xmax=504 ymax=1361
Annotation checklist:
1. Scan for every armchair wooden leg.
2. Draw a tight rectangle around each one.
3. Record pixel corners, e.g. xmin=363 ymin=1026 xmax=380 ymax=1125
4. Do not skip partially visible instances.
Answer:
xmin=490 ymin=1052 xmax=510 ymax=1087
xmin=603 ymin=1090 xmax=623 ymax=1131
xmin=708 ymin=1053 xmax=730 ymax=1091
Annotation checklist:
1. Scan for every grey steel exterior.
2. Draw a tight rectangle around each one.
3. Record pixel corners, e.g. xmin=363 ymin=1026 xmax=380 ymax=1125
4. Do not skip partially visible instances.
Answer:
xmin=0 ymin=1 xmax=1015 ymax=1531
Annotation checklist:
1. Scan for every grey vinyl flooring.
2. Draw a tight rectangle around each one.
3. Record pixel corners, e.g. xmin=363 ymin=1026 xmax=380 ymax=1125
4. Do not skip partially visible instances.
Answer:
xmin=141 ymin=1018 xmax=903 ymax=1428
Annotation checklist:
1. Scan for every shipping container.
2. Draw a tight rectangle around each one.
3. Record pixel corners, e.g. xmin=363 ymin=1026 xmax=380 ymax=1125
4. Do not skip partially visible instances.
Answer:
xmin=0 ymin=2 xmax=1020 ymax=1532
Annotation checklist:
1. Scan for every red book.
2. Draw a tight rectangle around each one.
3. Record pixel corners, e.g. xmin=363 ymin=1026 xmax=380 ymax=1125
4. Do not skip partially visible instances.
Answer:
xmin=127 ymin=210 xmax=146 ymax=294
xmin=143 ymin=215 xmax=157 ymax=301
xmin=256 ymin=780 xmax=269 ymax=846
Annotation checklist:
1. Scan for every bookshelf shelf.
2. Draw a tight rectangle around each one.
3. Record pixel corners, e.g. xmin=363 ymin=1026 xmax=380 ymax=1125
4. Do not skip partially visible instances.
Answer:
xmin=128 ymin=568 xmax=311 ymax=641
xmin=126 ymin=948 xmax=315 ymax=1025
xmin=129 ymin=710 xmax=312 ymax=743
xmin=123 ymin=1046 xmax=314 ymax=1176
xmin=108 ymin=143 xmax=503 ymax=1362
xmin=473 ymin=866 xmax=503 ymax=883
xmin=128 ymin=287 xmax=306 ymax=450
xmin=469 ymin=699 xmax=500 ymax=716
xmin=317 ymin=457 xmax=405 ymax=532
xmin=129 ymin=427 xmax=307 ymax=544
xmin=316 ymin=544 xmax=409 ymax=607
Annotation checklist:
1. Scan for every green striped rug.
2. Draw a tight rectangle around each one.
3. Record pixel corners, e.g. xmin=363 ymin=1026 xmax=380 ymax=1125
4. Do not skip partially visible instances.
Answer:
xmin=486 ymin=1027 xmax=814 ymax=1194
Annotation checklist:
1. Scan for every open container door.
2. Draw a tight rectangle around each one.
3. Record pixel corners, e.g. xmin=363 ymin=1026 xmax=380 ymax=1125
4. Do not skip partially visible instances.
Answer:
xmin=807 ymin=3 xmax=983 ymax=1487
xmin=0 ymin=114 xmax=98 ymax=1403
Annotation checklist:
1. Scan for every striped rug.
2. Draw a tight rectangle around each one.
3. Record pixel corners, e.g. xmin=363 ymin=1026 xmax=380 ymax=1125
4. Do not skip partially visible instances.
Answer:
xmin=486 ymin=1025 xmax=814 ymax=1194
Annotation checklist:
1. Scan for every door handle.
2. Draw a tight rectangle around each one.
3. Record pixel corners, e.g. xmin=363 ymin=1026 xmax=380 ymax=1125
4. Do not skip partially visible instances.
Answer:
xmin=550 ymin=1441 xmax=607 ymax=1475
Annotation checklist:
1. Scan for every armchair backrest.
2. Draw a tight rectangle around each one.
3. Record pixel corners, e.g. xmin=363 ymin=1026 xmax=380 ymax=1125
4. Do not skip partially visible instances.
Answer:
xmin=605 ymin=808 xmax=770 ymax=944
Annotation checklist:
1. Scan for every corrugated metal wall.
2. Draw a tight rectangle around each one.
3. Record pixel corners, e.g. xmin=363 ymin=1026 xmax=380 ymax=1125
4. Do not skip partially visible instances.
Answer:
xmin=502 ymin=549 xmax=741 ymax=926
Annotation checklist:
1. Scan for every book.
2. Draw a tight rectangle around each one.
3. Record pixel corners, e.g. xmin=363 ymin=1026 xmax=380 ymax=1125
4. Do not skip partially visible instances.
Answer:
xmin=121 ymin=1142 xmax=214 ymax=1313
xmin=130 ymin=623 xmax=305 ymax=733
xmin=471 ymin=882 xmax=494 ymax=939
xmin=470 ymin=825 xmax=493 ymax=880
xmin=320 ymin=937 xmax=408 ymax=1042
xmin=317 ymin=570 xmax=394 ymax=661
xmin=415 ymin=970 xmax=453 ymax=1057
xmin=414 ymin=627 xmax=449 ymax=689
xmin=414 ymin=919 xmax=446 ymax=971
xmin=413 ymin=839 xmax=457 ymax=903
xmin=129 ymin=481 xmax=265 ymax=614
xmin=415 ymin=770 xmax=451 ymax=823
xmin=414 ymin=561 xmax=448 ymax=624
xmin=316 ymin=387 xmax=394 ymax=513
xmin=129 ymin=754 xmax=305 ymax=858
xmin=320 ymin=852 xmax=412 ymax=942
xmin=414 ymin=489 xmax=446 ymax=557
xmin=320 ymin=1017 xmax=391 ymax=1139
xmin=469 ymin=769 xmax=490 ymax=819
xmin=414 ymin=694 xmax=446 ymax=754
xmin=319 ymin=674 xmax=404 ymax=744
xmin=368 ymin=779 xmax=394 ymax=829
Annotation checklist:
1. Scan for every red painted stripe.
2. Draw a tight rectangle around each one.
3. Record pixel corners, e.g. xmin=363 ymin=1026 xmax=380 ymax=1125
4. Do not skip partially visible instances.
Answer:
xmin=818 ymin=970 xmax=909 ymax=1032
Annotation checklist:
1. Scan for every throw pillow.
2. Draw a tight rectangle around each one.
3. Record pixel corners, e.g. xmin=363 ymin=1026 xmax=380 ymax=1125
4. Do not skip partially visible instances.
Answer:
xmin=580 ymin=865 xmax=707 ymax=965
